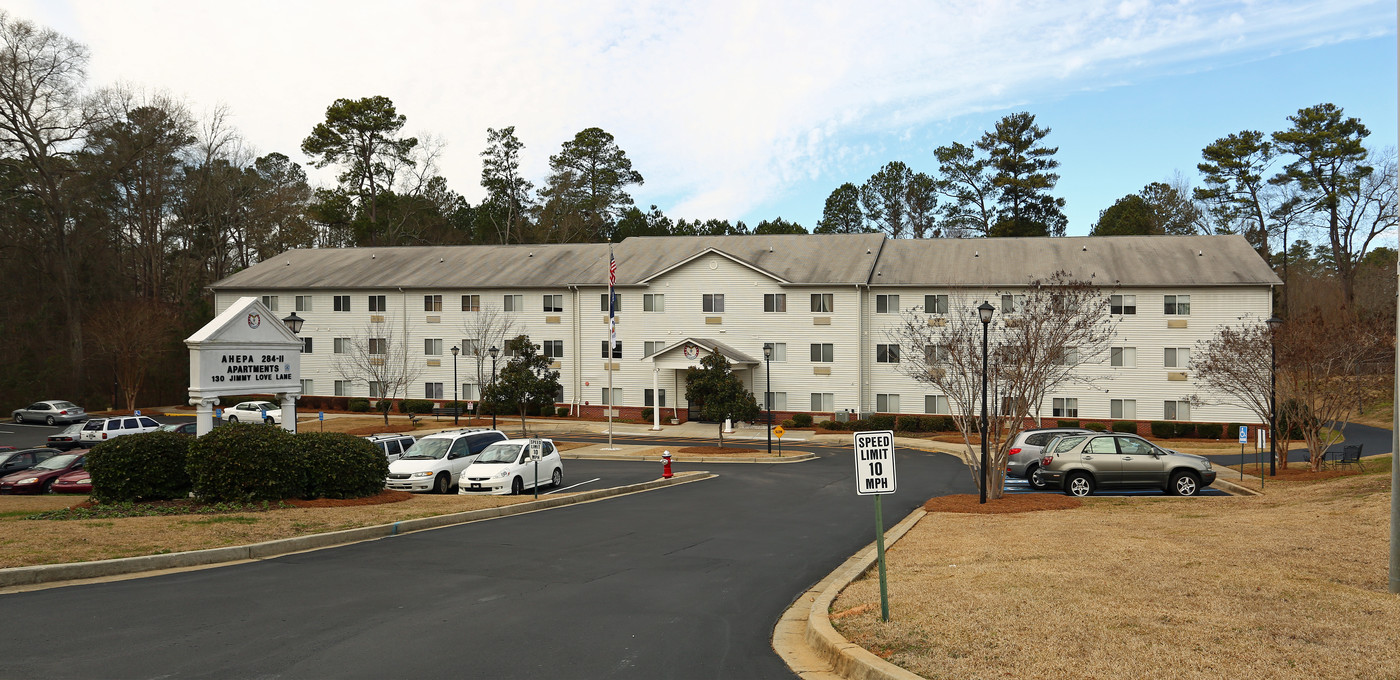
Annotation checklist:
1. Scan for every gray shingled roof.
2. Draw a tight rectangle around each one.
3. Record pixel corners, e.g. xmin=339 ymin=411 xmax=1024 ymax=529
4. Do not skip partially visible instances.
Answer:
xmin=208 ymin=233 xmax=1279 ymax=291
xmin=869 ymin=234 xmax=1280 ymax=287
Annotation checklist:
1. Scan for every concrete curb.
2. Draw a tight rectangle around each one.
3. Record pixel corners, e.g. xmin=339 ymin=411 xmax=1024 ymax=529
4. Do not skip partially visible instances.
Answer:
xmin=1211 ymin=477 xmax=1262 ymax=496
xmin=774 ymin=507 xmax=930 ymax=680
xmin=562 ymin=451 xmax=817 ymax=464
xmin=0 ymin=472 xmax=713 ymax=589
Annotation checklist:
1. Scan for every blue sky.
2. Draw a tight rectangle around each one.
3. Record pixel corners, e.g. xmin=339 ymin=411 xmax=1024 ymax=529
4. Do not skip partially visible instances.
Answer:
xmin=12 ymin=0 xmax=1398 ymax=237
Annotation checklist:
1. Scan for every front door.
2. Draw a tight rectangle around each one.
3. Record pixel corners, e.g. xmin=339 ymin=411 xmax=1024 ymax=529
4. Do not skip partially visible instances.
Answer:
xmin=1080 ymin=436 xmax=1123 ymax=486
xmin=1116 ymin=437 xmax=1166 ymax=486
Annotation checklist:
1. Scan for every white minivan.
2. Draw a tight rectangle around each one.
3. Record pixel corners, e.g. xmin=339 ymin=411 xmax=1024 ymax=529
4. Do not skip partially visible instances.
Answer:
xmin=458 ymin=439 xmax=563 ymax=496
xmin=385 ymin=428 xmax=507 ymax=494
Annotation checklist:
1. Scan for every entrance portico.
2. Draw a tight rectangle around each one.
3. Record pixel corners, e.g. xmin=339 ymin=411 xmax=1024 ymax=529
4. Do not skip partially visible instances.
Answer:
xmin=640 ymin=338 xmax=760 ymax=428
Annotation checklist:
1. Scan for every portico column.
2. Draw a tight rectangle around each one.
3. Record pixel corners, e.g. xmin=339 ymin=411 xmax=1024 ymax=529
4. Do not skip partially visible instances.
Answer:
xmin=278 ymin=392 xmax=299 ymax=433
xmin=192 ymin=397 xmax=218 ymax=436
xmin=652 ymin=367 xmax=661 ymax=431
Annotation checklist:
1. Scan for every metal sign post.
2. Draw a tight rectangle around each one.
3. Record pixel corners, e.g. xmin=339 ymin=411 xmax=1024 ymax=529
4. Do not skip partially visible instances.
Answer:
xmin=529 ymin=439 xmax=543 ymax=499
xmin=773 ymin=424 xmax=785 ymax=457
xmin=1238 ymin=426 xmax=1248 ymax=481
xmin=854 ymin=429 xmax=897 ymax=622
xmin=1257 ymin=427 xmax=1267 ymax=490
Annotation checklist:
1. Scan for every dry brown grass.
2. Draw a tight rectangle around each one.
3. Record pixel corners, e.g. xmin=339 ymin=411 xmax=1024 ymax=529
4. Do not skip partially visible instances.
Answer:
xmin=0 ymin=493 xmax=536 ymax=568
xmin=832 ymin=473 xmax=1400 ymax=679
xmin=677 ymin=446 xmax=760 ymax=455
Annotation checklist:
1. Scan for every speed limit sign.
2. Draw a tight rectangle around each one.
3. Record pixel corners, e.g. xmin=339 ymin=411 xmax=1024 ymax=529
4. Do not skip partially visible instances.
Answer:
xmin=853 ymin=430 xmax=896 ymax=495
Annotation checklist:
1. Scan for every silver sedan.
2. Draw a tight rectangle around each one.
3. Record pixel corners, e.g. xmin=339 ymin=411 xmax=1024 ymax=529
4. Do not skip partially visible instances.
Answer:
xmin=12 ymin=401 xmax=87 ymax=425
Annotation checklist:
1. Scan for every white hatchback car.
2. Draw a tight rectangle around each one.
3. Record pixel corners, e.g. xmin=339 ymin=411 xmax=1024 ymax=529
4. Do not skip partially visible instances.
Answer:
xmin=225 ymin=401 xmax=283 ymax=424
xmin=386 ymin=428 xmax=507 ymax=494
xmin=459 ymin=439 xmax=563 ymax=496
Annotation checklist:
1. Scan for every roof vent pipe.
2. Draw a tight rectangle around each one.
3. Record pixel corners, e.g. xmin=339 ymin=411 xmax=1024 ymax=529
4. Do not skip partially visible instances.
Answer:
xmin=371 ymin=254 xmax=376 ymax=259
xmin=529 ymin=252 xmax=534 ymax=257
xmin=974 ymin=251 xmax=979 ymax=257
xmin=1198 ymin=250 xmax=1203 ymax=256
xmin=1082 ymin=245 xmax=1087 ymax=251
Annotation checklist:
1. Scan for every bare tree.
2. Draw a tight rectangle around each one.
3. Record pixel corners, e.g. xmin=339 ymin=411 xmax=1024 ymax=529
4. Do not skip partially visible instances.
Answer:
xmin=459 ymin=303 xmax=518 ymax=405
xmin=332 ymin=319 xmax=422 ymax=425
xmin=1327 ymin=147 xmax=1398 ymax=305
xmin=887 ymin=273 xmax=1117 ymax=499
xmin=86 ymin=299 xmax=177 ymax=410
xmin=1188 ymin=318 xmax=1280 ymax=463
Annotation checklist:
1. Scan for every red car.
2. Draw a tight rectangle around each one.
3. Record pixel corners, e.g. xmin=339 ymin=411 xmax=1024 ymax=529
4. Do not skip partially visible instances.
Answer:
xmin=50 ymin=468 xmax=93 ymax=494
xmin=0 ymin=452 xmax=86 ymax=494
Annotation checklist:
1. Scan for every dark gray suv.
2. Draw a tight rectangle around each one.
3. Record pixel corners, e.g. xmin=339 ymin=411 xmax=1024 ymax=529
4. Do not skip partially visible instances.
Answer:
xmin=1034 ymin=433 xmax=1216 ymax=497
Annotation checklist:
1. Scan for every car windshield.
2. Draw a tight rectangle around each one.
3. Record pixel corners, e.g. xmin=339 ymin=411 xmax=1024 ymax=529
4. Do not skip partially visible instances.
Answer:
xmin=33 ymin=454 xmax=77 ymax=471
xmin=59 ymin=423 xmax=83 ymax=434
xmin=1047 ymin=435 xmax=1087 ymax=454
xmin=475 ymin=443 xmax=523 ymax=464
xmin=401 ymin=438 xmax=450 ymax=460
xmin=0 ymin=453 xmax=14 ymax=465
xmin=82 ymin=420 xmax=105 ymax=431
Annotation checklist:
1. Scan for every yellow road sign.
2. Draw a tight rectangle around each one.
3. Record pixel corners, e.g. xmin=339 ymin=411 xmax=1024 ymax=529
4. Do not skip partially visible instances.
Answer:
xmin=773 ymin=425 xmax=785 ymax=438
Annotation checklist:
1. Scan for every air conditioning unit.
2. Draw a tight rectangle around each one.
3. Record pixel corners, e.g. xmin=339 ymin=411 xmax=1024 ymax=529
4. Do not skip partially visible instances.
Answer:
xmin=835 ymin=411 xmax=850 ymax=423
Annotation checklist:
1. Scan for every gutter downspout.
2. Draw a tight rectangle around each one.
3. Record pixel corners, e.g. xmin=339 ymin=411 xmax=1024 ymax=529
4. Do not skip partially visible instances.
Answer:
xmin=570 ymin=284 xmax=581 ymax=416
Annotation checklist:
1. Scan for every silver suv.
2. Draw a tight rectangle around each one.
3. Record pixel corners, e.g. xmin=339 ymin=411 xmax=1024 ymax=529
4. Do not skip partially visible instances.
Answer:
xmin=1034 ymin=433 xmax=1216 ymax=497
xmin=364 ymin=433 xmax=416 ymax=462
xmin=1006 ymin=428 xmax=1092 ymax=490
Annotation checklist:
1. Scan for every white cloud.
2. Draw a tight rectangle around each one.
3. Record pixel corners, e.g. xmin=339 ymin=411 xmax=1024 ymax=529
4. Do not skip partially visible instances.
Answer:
xmin=9 ymin=0 xmax=1394 ymax=221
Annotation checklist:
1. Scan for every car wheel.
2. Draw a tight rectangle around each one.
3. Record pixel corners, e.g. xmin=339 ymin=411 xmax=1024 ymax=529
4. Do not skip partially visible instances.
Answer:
xmin=1026 ymin=464 xmax=1048 ymax=490
xmin=1169 ymin=471 xmax=1201 ymax=496
xmin=551 ymin=467 xmax=563 ymax=488
xmin=41 ymin=479 xmax=54 ymax=494
xmin=264 ymin=417 xmax=274 ymax=425
xmin=13 ymin=414 xmax=22 ymax=423
xmin=45 ymin=416 xmax=55 ymax=425
xmin=1064 ymin=472 xmax=1095 ymax=497
xmin=433 ymin=472 xmax=452 ymax=494
xmin=227 ymin=415 xmax=238 ymax=423
xmin=511 ymin=477 xmax=524 ymax=495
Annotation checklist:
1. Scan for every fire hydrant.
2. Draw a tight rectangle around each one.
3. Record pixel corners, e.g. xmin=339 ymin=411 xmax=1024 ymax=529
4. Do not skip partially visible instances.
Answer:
xmin=662 ymin=450 xmax=673 ymax=479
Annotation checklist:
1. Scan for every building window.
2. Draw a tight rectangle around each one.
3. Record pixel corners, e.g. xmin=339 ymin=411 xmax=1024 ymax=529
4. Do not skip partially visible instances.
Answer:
xmin=1164 ymin=294 xmax=1191 ymax=315
xmin=369 ymin=381 xmax=387 ymax=398
xmin=703 ymin=293 xmax=725 ymax=313
xmin=424 ymin=382 xmax=444 ymax=399
xmin=765 ymin=342 xmax=787 ymax=362
xmin=810 ymin=343 xmax=834 ymax=362
xmin=1110 ymin=294 xmax=1136 ymax=315
xmin=643 ymin=341 xmax=666 ymax=357
xmin=301 ymin=337 xmax=313 ymax=354
xmin=300 ymin=379 xmax=314 ymax=395
xmin=543 ymin=295 xmax=563 ymax=313
xmin=1164 ymin=400 xmax=1191 ymax=421
xmin=1000 ymin=294 xmax=1025 ymax=314
xmin=334 ymin=337 xmax=351 ymax=354
xmin=876 ymin=294 xmax=899 ymax=314
xmin=461 ymin=339 xmax=481 ymax=356
xmin=543 ymin=340 xmax=564 ymax=359
xmin=643 ymin=293 xmax=664 ymax=312
xmin=764 ymin=391 xmax=787 ymax=410
xmin=811 ymin=293 xmax=833 ymax=313
xmin=924 ymin=344 xmax=948 ymax=365
xmin=601 ymin=388 xmax=622 ymax=405
xmin=461 ymin=295 xmax=480 ymax=312
xmin=601 ymin=293 xmax=621 ymax=312
xmin=1110 ymin=347 xmax=1136 ymax=368
xmin=334 ymin=380 xmax=351 ymax=397
xmin=644 ymin=388 xmax=667 ymax=407
xmin=425 ymin=339 xmax=442 ymax=356
xmin=333 ymin=295 xmax=350 ymax=312
xmin=1164 ymin=347 xmax=1190 ymax=369
xmin=876 ymin=344 xmax=900 ymax=363
xmin=1051 ymin=347 xmax=1079 ymax=366
xmin=925 ymin=395 xmax=949 ymax=414
xmin=504 ymin=294 xmax=523 ymax=312
xmin=369 ymin=338 xmax=387 ymax=355
xmin=1052 ymin=398 xmax=1078 ymax=418
xmin=924 ymin=294 xmax=949 ymax=315
xmin=601 ymin=341 xmax=622 ymax=359
xmin=295 ymin=295 xmax=313 ymax=312
xmin=811 ymin=392 xmax=834 ymax=411
xmin=876 ymin=394 xmax=900 ymax=412
xmin=1111 ymin=399 xmax=1137 ymax=420
xmin=261 ymin=295 xmax=279 ymax=311
xmin=461 ymin=383 xmax=480 ymax=401
xmin=424 ymin=295 xmax=442 ymax=312
xmin=368 ymin=295 xmax=386 ymax=312
xmin=764 ymin=293 xmax=786 ymax=313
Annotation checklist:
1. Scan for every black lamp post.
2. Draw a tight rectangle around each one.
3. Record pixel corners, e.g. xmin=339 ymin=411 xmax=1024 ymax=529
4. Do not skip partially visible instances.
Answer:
xmin=488 ymin=345 xmax=500 ymax=430
xmin=1267 ymin=315 xmax=1282 ymax=476
xmin=978 ymin=301 xmax=994 ymax=504
xmin=281 ymin=312 xmax=304 ymax=335
xmin=763 ymin=343 xmax=773 ymax=456
xmin=451 ymin=345 xmax=460 ymax=426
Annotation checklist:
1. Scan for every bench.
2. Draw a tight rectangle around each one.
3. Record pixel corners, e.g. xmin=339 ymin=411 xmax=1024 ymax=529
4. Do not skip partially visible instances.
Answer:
xmin=431 ymin=406 xmax=467 ymax=421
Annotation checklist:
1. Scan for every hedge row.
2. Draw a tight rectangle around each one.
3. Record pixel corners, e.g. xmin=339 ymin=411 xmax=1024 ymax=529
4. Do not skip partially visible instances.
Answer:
xmin=87 ymin=427 xmax=388 ymax=503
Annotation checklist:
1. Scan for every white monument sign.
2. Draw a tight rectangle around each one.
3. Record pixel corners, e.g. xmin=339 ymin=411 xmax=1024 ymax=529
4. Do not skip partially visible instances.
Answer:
xmin=185 ymin=297 xmax=303 ymax=436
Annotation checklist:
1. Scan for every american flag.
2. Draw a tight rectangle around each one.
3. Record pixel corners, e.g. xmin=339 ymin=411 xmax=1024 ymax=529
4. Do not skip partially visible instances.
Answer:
xmin=608 ymin=246 xmax=617 ymax=349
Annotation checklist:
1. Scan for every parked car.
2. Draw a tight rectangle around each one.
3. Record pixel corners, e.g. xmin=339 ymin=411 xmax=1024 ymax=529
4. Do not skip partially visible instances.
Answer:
xmin=459 ymin=439 xmax=563 ymax=495
xmin=226 ymin=401 xmax=282 ymax=424
xmin=0 ymin=448 xmax=61 ymax=476
xmin=50 ymin=467 xmax=93 ymax=494
xmin=47 ymin=423 xmax=88 ymax=450
xmin=79 ymin=416 xmax=163 ymax=445
xmin=385 ymin=428 xmax=507 ymax=494
xmin=364 ymin=433 xmax=416 ymax=462
xmin=11 ymin=400 xmax=86 ymax=425
xmin=0 ymin=452 xmax=86 ymax=494
xmin=1034 ymin=433 xmax=1216 ymax=497
xmin=156 ymin=422 xmax=199 ymax=435
xmin=1006 ymin=427 xmax=1093 ymax=490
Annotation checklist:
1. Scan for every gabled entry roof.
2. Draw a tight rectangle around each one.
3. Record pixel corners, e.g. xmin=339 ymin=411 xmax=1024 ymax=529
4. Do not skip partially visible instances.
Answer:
xmin=640 ymin=338 xmax=760 ymax=366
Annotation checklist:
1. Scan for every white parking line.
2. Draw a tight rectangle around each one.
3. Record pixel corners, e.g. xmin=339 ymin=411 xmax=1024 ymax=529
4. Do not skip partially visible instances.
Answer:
xmin=545 ymin=477 xmax=601 ymax=495
xmin=6 ymin=423 xmax=60 ymax=428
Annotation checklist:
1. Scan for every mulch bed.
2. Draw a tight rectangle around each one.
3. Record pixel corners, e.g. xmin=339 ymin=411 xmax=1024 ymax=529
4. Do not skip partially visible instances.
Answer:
xmin=285 ymin=490 xmax=414 ymax=507
xmin=923 ymin=493 xmax=1081 ymax=514
xmin=1225 ymin=463 xmax=1366 ymax=483
xmin=677 ymin=446 xmax=760 ymax=455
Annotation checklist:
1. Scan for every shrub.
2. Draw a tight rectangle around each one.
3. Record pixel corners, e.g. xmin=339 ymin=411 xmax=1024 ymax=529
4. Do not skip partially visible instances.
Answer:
xmin=850 ymin=419 xmax=873 ymax=432
xmin=1197 ymin=423 xmax=1223 ymax=439
xmin=1225 ymin=424 xmax=1246 ymax=441
xmin=1085 ymin=422 xmax=1108 ymax=432
xmin=1111 ymin=421 xmax=1137 ymax=433
xmin=923 ymin=415 xmax=956 ymax=432
xmin=1056 ymin=419 xmax=1080 ymax=428
xmin=348 ymin=398 xmax=370 ymax=412
xmin=895 ymin=415 xmax=921 ymax=432
xmin=87 ymin=431 xmax=192 ymax=503
xmin=296 ymin=431 xmax=389 ymax=499
xmin=1149 ymin=421 xmax=1175 ymax=438
xmin=398 ymin=399 xmax=434 ymax=414
xmin=868 ymin=414 xmax=895 ymax=430
xmin=187 ymin=424 xmax=304 ymax=502
xmin=1174 ymin=423 xmax=1198 ymax=438
xmin=792 ymin=413 xmax=813 ymax=427
xmin=556 ymin=407 xmax=570 ymax=417
xmin=640 ymin=407 xmax=653 ymax=421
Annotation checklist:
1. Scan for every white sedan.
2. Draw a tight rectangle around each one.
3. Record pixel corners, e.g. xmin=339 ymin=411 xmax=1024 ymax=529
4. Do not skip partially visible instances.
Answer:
xmin=458 ymin=439 xmax=563 ymax=495
xmin=225 ymin=401 xmax=282 ymax=424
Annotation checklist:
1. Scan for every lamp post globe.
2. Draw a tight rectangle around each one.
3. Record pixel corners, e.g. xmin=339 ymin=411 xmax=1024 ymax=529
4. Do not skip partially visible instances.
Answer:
xmin=281 ymin=312 xmax=304 ymax=335
xmin=977 ymin=301 xmax=994 ymax=504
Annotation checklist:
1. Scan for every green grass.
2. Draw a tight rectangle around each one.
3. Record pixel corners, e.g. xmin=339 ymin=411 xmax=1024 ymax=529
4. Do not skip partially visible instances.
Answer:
xmin=0 ymin=510 xmax=36 ymax=519
xmin=1359 ymin=454 xmax=1392 ymax=476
